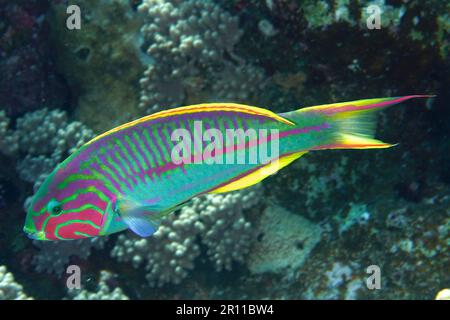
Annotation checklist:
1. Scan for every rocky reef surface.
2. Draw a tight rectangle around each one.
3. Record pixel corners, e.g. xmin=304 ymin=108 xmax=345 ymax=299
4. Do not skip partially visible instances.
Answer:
xmin=0 ymin=0 xmax=448 ymax=299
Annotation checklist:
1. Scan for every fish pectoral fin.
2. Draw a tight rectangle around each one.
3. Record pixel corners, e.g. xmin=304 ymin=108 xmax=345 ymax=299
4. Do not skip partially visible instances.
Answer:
xmin=116 ymin=196 xmax=186 ymax=237
xmin=115 ymin=196 xmax=164 ymax=237
xmin=120 ymin=205 xmax=168 ymax=237
xmin=122 ymin=212 xmax=160 ymax=237
xmin=210 ymin=151 xmax=307 ymax=194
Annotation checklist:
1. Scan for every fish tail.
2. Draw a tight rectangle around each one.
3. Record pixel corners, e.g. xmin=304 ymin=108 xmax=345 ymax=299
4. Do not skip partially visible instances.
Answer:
xmin=295 ymin=95 xmax=433 ymax=150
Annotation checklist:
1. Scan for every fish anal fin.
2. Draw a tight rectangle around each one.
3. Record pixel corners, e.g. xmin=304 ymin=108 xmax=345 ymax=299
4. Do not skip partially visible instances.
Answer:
xmin=210 ymin=151 xmax=307 ymax=194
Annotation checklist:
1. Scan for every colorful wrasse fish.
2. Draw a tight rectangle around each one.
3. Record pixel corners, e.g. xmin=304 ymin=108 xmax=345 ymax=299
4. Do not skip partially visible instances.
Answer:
xmin=23 ymin=95 xmax=430 ymax=240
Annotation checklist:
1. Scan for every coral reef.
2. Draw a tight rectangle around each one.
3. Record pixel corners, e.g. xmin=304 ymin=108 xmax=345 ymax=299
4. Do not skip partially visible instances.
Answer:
xmin=325 ymin=262 xmax=353 ymax=289
xmin=247 ymin=205 xmax=322 ymax=276
xmin=0 ymin=265 xmax=32 ymax=300
xmin=435 ymin=288 xmax=450 ymax=300
xmin=298 ymin=0 xmax=406 ymax=29
xmin=69 ymin=270 xmax=129 ymax=300
xmin=285 ymin=190 xmax=450 ymax=300
xmin=0 ymin=0 xmax=448 ymax=300
xmin=385 ymin=208 xmax=409 ymax=230
xmin=0 ymin=107 xmax=100 ymax=281
xmin=0 ymin=111 xmax=19 ymax=156
xmin=112 ymin=213 xmax=200 ymax=287
xmin=49 ymin=0 xmax=144 ymax=132
xmin=207 ymin=64 xmax=267 ymax=103
xmin=336 ymin=203 xmax=371 ymax=234
xmin=2 ymin=108 xmax=94 ymax=190
xmin=32 ymin=238 xmax=106 ymax=277
xmin=138 ymin=0 xmax=266 ymax=114
xmin=194 ymin=187 xmax=261 ymax=271
xmin=111 ymin=186 xmax=262 ymax=287
xmin=0 ymin=1 xmax=70 ymax=117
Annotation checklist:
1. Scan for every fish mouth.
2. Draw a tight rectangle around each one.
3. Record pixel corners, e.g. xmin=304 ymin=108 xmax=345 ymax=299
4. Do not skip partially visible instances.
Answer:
xmin=23 ymin=227 xmax=47 ymax=240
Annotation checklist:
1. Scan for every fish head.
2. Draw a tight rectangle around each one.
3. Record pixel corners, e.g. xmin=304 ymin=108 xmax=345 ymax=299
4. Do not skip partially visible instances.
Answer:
xmin=23 ymin=158 xmax=116 ymax=240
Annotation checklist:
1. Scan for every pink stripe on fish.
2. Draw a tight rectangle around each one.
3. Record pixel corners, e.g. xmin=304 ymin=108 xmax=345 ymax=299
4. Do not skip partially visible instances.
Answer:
xmin=319 ymin=95 xmax=431 ymax=115
xmin=63 ymin=192 xmax=108 ymax=212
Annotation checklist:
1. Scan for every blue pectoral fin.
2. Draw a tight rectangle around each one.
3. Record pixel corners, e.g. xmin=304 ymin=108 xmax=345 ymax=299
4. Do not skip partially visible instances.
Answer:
xmin=122 ymin=214 xmax=159 ymax=237
xmin=116 ymin=195 xmax=184 ymax=237
xmin=115 ymin=195 xmax=163 ymax=237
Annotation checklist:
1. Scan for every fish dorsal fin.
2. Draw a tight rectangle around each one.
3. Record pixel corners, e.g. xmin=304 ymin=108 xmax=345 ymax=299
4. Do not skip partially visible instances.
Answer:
xmin=86 ymin=103 xmax=294 ymax=145
xmin=210 ymin=151 xmax=307 ymax=194
xmin=157 ymin=103 xmax=295 ymax=126
xmin=115 ymin=196 xmax=165 ymax=237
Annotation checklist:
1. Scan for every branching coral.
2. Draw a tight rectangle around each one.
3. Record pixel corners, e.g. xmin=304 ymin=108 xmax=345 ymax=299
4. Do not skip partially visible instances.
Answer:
xmin=31 ymin=238 xmax=106 ymax=277
xmin=69 ymin=270 xmax=129 ymax=300
xmin=101 ymin=3 xmax=267 ymax=287
xmin=0 ymin=111 xmax=19 ymax=156
xmin=138 ymin=0 xmax=265 ymax=114
xmin=193 ymin=189 xmax=261 ymax=272
xmin=111 ymin=186 xmax=262 ymax=287
xmin=0 ymin=265 xmax=32 ymax=300
xmin=112 ymin=207 xmax=201 ymax=287
xmin=12 ymin=108 xmax=94 ymax=190
xmin=208 ymin=64 xmax=267 ymax=102
xmin=0 ymin=108 xmax=104 ymax=278
xmin=1 ymin=107 xmax=94 ymax=193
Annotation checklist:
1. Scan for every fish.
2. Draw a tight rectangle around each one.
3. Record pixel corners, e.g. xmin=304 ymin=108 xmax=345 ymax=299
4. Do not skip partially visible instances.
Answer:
xmin=23 ymin=95 xmax=430 ymax=240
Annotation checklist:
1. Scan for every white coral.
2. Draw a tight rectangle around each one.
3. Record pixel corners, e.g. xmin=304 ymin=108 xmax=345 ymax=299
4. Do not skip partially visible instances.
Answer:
xmin=32 ymin=238 xmax=106 ymax=277
xmin=14 ymin=108 xmax=94 ymax=190
xmin=111 ymin=186 xmax=262 ymax=286
xmin=137 ymin=0 xmax=265 ymax=114
xmin=0 ymin=111 xmax=19 ymax=156
xmin=69 ymin=270 xmax=129 ymax=300
xmin=0 ymin=266 xmax=33 ymax=300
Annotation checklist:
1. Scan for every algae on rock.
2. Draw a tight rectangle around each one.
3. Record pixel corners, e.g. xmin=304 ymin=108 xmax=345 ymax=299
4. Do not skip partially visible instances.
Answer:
xmin=49 ymin=0 xmax=144 ymax=133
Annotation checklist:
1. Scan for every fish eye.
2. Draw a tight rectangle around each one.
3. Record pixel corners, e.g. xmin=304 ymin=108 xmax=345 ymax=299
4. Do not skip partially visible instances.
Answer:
xmin=47 ymin=199 xmax=62 ymax=216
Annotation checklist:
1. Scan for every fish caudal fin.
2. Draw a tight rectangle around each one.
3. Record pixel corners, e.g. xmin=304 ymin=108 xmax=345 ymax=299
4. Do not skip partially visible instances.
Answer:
xmin=297 ymin=95 xmax=433 ymax=150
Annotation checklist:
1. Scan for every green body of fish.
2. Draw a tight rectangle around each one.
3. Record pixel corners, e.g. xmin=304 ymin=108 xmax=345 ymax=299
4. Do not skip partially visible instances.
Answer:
xmin=23 ymin=96 xmax=429 ymax=240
